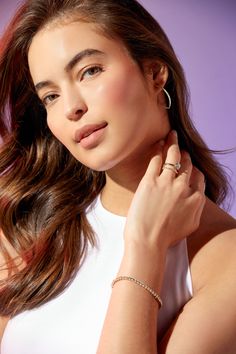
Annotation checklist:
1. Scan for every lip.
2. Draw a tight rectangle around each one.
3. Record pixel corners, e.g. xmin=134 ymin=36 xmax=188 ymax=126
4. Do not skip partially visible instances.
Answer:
xmin=74 ymin=122 xmax=108 ymax=143
xmin=74 ymin=122 xmax=108 ymax=148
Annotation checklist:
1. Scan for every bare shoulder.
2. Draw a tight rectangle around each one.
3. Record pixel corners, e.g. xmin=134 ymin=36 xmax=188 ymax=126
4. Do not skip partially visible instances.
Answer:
xmin=159 ymin=200 xmax=236 ymax=353
xmin=187 ymin=197 xmax=236 ymax=260
xmin=187 ymin=197 xmax=236 ymax=293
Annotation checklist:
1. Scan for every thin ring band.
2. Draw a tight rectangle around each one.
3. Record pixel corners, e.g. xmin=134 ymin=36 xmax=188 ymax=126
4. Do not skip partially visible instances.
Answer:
xmin=162 ymin=165 xmax=178 ymax=175
xmin=163 ymin=162 xmax=181 ymax=171
xmin=162 ymin=162 xmax=181 ymax=175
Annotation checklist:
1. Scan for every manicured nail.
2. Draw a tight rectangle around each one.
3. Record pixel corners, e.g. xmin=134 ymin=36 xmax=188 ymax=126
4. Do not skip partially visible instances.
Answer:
xmin=172 ymin=130 xmax=178 ymax=137
xmin=159 ymin=139 xmax=165 ymax=146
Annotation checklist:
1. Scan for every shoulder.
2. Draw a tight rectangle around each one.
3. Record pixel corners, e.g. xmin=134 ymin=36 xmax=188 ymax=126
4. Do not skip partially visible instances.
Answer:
xmin=188 ymin=198 xmax=236 ymax=350
xmin=159 ymin=200 xmax=236 ymax=352
xmin=187 ymin=197 xmax=236 ymax=293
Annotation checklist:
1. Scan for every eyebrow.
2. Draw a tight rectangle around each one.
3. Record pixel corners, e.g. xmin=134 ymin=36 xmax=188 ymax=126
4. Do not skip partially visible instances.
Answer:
xmin=34 ymin=48 xmax=105 ymax=93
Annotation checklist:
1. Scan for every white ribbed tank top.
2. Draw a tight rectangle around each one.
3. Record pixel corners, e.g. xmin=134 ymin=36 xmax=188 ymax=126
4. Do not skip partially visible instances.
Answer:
xmin=1 ymin=196 xmax=192 ymax=354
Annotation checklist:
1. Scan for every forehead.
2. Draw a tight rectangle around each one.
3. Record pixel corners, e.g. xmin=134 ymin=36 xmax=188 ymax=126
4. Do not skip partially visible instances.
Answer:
xmin=28 ymin=21 xmax=130 ymax=82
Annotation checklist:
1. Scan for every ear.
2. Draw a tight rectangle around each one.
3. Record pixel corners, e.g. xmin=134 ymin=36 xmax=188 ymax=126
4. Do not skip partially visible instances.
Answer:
xmin=144 ymin=62 xmax=169 ymax=91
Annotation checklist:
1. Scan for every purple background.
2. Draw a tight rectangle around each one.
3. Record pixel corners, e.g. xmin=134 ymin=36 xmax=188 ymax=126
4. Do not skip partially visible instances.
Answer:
xmin=1 ymin=0 xmax=235 ymax=217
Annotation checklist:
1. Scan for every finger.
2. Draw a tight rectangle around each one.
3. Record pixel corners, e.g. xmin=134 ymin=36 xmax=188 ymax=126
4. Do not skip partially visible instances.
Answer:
xmin=161 ymin=130 xmax=181 ymax=179
xmin=177 ymin=151 xmax=193 ymax=184
xmin=189 ymin=167 xmax=205 ymax=194
xmin=145 ymin=140 xmax=164 ymax=178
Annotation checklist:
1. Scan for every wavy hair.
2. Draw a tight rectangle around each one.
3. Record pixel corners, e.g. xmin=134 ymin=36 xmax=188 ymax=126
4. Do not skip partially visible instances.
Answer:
xmin=0 ymin=0 xmax=230 ymax=316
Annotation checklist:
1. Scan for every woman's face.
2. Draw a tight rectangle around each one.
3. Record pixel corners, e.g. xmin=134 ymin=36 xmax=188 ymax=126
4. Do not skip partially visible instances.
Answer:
xmin=28 ymin=21 xmax=170 ymax=171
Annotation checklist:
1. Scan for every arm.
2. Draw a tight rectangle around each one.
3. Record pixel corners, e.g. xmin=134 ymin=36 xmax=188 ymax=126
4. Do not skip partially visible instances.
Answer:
xmin=97 ymin=131 xmax=206 ymax=353
xmin=96 ymin=246 xmax=166 ymax=354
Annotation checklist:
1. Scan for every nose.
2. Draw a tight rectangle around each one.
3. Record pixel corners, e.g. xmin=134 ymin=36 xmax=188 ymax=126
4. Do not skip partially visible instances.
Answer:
xmin=64 ymin=88 xmax=87 ymax=121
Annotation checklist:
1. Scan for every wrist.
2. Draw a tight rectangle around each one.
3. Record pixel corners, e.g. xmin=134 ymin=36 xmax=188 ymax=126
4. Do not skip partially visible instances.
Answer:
xmin=124 ymin=225 xmax=169 ymax=255
xmin=119 ymin=240 xmax=167 ymax=293
xmin=112 ymin=275 xmax=163 ymax=309
xmin=124 ymin=237 xmax=168 ymax=265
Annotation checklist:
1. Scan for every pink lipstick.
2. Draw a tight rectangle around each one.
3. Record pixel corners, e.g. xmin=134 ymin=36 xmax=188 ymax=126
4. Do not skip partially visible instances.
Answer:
xmin=74 ymin=122 xmax=108 ymax=149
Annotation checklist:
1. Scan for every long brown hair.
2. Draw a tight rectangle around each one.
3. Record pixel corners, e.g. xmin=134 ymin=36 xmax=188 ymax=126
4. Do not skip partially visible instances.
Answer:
xmin=0 ymin=0 xmax=230 ymax=317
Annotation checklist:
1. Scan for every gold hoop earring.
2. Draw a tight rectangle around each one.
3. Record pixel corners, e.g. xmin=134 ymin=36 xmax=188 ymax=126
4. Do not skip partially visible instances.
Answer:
xmin=162 ymin=87 xmax=171 ymax=109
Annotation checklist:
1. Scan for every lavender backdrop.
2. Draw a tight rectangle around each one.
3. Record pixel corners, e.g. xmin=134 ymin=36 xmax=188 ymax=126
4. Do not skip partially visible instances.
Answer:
xmin=1 ymin=0 xmax=235 ymax=216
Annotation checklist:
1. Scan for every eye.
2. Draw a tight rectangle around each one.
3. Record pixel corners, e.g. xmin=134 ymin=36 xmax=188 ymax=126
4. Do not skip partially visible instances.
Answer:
xmin=81 ymin=65 xmax=103 ymax=80
xmin=42 ymin=94 xmax=59 ymax=107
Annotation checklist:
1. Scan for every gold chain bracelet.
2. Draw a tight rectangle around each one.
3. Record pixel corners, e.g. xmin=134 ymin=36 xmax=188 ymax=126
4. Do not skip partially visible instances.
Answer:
xmin=111 ymin=276 xmax=162 ymax=309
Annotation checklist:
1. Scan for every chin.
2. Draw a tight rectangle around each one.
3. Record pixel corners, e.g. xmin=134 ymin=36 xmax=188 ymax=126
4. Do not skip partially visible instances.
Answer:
xmin=80 ymin=157 xmax=120 ymax=172
xmin=87 ymin=162 xmax=116 ymax=172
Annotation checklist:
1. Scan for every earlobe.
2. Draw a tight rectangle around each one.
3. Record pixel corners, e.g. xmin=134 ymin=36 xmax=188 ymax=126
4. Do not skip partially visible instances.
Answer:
xmin=145 ymin=62 xmax=171 ymax=109
xmin=144 ymin=62 xmax=170 ymax=108
xmin=144 ymin=62 xmax=168 ymax=91
xmin=152 ymin=64 xmax=168 ymax=90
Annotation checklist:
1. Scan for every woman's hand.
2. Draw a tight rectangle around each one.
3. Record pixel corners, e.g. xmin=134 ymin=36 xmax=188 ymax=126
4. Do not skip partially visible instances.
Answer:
xmin=124 ymin=130 xmax=206 ymax=253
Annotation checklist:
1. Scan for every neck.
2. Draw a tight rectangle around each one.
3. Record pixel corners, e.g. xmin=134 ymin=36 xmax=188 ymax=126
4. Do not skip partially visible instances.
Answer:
xmin=101 ymin=145 xmax=156 ymax=216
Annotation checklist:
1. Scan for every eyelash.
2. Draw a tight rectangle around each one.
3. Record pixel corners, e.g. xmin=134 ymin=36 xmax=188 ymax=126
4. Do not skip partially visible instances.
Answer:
xmin=41 ymin=65 xmax=104 ymax=107
xmin=42 ymin=94 xmax=59 ymax=107
xmin=80 ymin=65 xmax=104 ymax=80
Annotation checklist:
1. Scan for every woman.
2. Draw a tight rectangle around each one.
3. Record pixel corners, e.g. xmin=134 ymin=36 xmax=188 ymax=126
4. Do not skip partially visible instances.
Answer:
xmin=0 ymin=0 xmax=235 ymax=352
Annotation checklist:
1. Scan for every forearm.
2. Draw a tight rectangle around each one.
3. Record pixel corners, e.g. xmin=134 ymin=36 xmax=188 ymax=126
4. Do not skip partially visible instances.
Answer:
xmin=97 ymin=132 xmax=206 ymax=353
xmin=97 ymin=245 xmax=166 ymax=354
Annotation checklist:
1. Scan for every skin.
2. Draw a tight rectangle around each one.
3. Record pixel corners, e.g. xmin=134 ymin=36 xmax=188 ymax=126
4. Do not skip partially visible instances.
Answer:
xmin=28 ymin=22 xmax=170 ymax=175
xmin=1 ymin=20 xmax=236 ymax=353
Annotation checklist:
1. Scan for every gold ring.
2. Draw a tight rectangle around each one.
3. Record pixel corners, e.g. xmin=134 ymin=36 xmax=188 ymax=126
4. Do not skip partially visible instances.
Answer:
xmin=162 ymin=162 xmax=181 ymax=175
xmin=162 ymin=165 xmax=178 ymax=175
xmin=163 ymin=162 xmax=181 ymax=171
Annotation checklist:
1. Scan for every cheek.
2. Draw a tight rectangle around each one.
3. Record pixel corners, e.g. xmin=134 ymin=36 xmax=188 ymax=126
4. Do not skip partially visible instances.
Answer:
xmin=46 ymin=114 xmax=67 ymax=145
xmin=47 ymin=116 xmax=57 ymax=137
xmin=92 ymin=68 xmax=148 ymax=113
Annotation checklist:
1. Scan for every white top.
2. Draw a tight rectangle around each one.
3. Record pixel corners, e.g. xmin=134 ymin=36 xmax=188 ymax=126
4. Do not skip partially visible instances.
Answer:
xmin=1 ymin=196 xmax=193 ymax=354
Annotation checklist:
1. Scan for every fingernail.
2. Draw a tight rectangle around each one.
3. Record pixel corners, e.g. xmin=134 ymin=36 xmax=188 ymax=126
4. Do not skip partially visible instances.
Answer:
xmin=172 ymin=130 xmax=178 ymax=137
